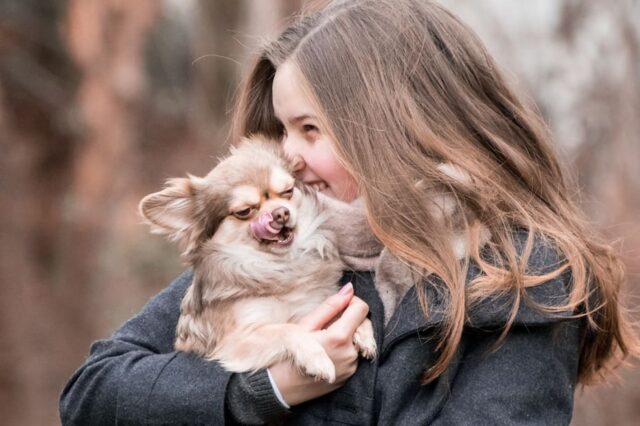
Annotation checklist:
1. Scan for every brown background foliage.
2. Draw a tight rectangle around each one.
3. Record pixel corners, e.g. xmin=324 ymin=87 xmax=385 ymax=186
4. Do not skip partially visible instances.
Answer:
xmin=0 ymin=1 xmax=637 ymax=425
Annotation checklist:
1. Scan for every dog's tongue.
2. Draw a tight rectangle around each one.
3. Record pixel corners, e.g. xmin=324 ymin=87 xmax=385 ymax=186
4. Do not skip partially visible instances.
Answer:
xmin=250 ymin=212 xmax=280 ymax=241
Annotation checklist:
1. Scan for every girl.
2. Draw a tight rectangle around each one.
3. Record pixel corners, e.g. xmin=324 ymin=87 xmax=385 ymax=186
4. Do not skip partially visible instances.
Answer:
xmin=60 ymin=0 xmax=638 ymax=424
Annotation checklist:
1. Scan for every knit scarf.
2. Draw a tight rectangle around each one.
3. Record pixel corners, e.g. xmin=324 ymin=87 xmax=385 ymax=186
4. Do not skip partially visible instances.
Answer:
xmin=319 ymin=195 xmax=424 ymax=325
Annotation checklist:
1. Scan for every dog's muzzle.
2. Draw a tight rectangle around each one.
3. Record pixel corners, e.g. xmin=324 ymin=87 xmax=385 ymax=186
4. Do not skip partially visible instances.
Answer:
xmin=250 ymin=209 xmax=294 ymax=246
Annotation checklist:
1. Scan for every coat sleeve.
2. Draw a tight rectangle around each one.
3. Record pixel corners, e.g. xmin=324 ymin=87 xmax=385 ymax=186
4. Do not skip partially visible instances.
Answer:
xmin=429 ymin=318 xmax=582 ymax=426
xmin=59 ymin=271 xmax=235 ymax=425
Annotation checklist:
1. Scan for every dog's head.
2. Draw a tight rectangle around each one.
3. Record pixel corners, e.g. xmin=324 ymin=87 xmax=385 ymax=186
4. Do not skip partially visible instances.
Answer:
xmin=139 ymin=136 xmax=311 ymax=261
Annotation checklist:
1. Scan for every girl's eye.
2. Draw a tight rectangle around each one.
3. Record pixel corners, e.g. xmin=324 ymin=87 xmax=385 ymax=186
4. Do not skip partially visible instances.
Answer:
xmin=233 ymin=207 xmax=254 ymax=219
xmin=280 ymin=188 xmax=294 ymax=199
xmin=302 ymin=124 xmax=318 ymax=133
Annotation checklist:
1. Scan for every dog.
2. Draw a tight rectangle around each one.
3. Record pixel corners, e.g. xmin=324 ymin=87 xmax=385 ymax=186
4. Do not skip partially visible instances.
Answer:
xmin=139 ymin=136 xmax=376 ymax=383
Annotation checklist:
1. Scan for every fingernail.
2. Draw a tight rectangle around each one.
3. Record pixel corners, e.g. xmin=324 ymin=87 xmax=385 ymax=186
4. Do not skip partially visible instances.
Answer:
xmin=338 ymin=282 xmax=353 ymax=295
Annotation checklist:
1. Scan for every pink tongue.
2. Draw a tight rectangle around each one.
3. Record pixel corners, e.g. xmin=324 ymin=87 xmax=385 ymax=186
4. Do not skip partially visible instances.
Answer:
xmin=250 ymin=212 xmax=280 ymax=241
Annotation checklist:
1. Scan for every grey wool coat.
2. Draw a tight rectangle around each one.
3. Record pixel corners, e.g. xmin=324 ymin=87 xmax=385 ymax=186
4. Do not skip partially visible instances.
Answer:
xmin=60 ymin=240 xmax=581 ymax=425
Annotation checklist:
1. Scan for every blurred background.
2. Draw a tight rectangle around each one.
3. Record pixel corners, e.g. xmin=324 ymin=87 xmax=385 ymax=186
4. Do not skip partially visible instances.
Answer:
xmin=0 ymin=0 xmax=638 ymax=425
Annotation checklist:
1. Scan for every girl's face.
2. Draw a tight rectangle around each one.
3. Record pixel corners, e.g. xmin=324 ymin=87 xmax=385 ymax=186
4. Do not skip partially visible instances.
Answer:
xmin=272 ymin=61 xmax=359 ymax=203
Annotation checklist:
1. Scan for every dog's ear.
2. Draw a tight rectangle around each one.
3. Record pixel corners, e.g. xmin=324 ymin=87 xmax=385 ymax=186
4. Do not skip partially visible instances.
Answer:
xmin=139 ymin=175 xmax=211 ymax=256
xmin=140 ymin=177 xmax=195 ymax=233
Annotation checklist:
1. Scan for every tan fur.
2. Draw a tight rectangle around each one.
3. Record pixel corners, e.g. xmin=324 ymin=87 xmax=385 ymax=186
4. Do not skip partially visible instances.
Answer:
xmin=140 ymin=137 xmax=376 ymax=381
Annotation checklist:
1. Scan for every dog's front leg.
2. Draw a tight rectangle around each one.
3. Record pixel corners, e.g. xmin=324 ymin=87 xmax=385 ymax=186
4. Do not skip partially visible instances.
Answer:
xmin=212 ymin=323 xmax=337 ymax=383
xmin=353 ymin=318 xmax=377 ymax=360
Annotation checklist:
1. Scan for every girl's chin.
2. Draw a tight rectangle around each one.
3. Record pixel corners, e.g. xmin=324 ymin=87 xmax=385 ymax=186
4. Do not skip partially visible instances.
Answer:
xmin=322 ymin=186 xmax=358 ymax=203
xmin=316 ymin=185 xmax=337 ymax=199
xmin=310 ymin=181 xmax=357 ymax=203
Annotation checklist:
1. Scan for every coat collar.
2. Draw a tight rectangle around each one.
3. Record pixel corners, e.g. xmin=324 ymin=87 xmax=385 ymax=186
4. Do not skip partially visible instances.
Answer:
xmin=347 ymin=248 xmax=575 ymax=359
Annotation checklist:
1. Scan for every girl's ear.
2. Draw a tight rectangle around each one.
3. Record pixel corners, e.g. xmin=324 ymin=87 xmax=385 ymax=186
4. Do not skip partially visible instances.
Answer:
xmin=139 ymin=175 xmax=206 ymax=255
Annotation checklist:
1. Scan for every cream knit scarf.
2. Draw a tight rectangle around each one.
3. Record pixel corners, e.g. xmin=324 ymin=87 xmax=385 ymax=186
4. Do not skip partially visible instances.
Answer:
xmin=319 ymin=195 xmax=424 ymax=325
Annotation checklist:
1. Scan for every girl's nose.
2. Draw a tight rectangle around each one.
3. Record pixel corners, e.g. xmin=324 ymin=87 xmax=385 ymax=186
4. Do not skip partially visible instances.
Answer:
xmin=290 ymin=155 xmax=306 ymax=173
xmin=282 ymin=136 xmax=306 ymax=176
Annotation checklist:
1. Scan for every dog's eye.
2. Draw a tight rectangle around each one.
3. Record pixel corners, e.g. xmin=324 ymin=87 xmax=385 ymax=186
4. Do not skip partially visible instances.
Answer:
xmin=280 ymin=188 xmax=294 ymax=199
xmin=233 ymin=207 xmax=254 ymax=219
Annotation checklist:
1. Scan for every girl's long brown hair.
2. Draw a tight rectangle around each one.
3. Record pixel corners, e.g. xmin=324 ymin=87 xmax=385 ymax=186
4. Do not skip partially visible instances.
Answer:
xmin=231 ymin=0 xmax=639 ymax=384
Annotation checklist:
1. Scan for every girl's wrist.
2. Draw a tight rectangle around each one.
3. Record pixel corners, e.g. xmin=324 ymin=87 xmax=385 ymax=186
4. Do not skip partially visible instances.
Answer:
xmin=266 ymin=367 xmax=290 ymax=408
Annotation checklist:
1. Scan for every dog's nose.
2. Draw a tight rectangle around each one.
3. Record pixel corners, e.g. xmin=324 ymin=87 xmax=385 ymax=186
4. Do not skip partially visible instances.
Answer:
xmin=271 ymin=206 xmax=290 ymax=229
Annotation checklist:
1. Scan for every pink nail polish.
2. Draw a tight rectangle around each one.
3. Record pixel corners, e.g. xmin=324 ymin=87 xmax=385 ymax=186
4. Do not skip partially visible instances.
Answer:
xmin=338 ymin=282 xmax=353 ymax=295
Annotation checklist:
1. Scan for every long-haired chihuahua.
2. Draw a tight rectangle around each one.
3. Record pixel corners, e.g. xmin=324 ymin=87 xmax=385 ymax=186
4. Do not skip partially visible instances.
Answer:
xmin=139 ymin=136 xmax=376 ymax=382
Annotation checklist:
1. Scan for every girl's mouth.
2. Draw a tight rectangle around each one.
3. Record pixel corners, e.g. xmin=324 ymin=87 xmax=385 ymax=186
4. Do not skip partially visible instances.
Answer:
xmin=309 ymin=181 xmax=328 ymax=192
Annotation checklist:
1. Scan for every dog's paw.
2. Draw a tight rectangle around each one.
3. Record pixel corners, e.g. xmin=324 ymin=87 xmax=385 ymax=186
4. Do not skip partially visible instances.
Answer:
xmin=301 ymin=351 xmax=336 ymax=383
xmin=354 ymin=319 xmax=377 ymax=360
xmin=292 ymin=339 xmax=336 ymax=383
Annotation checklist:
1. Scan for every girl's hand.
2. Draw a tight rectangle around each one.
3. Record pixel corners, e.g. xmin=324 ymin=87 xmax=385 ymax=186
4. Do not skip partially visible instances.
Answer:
xmin=268 ymin=283 xmax=370 ymax=406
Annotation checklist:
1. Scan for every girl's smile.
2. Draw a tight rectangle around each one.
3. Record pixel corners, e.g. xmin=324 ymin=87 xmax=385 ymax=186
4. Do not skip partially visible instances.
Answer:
xmin=272 ymin=61 xmax=359 ymax=203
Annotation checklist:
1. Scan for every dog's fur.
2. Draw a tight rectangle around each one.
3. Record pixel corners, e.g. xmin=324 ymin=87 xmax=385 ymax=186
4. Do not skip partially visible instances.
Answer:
xmin=139 ymin=137 xmax=376 ymax=382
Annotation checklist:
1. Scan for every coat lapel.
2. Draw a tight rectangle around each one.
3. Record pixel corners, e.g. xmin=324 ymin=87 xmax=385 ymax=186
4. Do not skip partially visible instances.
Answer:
xmin=380 ymin=280 xmax=447 ymax=357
